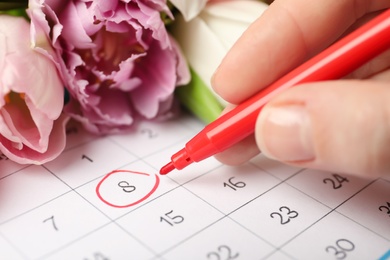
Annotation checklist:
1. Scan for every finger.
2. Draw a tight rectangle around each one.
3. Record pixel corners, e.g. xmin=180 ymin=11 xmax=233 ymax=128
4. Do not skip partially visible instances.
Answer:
xmin=255 ymin=80 xmax=390 ymax=178
xmin=369 ymin=68 xmax=390 ymax=82
xmin=213 ymin=104 xmax=260 ymax=165
xmin=214 ymin=134 xmax=259 ymax=165
xmin=346 ymin=49 xmax=390 ymax=79
xmin=212 ymin=0 xmax=390 ymax=104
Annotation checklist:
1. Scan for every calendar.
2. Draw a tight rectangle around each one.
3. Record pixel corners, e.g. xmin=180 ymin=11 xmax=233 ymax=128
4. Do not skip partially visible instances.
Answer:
xmin=0 ymin=112 xmax=389 ymax=260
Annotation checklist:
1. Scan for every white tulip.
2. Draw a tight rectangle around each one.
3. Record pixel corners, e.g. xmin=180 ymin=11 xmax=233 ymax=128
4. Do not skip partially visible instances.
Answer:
xmin=170 ymin=0 xmax=269 ymax=106
xmin=169 ymin=0 xmax=208 ymax=21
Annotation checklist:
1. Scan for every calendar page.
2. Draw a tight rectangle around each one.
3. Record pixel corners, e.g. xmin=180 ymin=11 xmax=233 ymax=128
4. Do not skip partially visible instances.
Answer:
xmin=0 ymin=112 xmax=389 ymax=260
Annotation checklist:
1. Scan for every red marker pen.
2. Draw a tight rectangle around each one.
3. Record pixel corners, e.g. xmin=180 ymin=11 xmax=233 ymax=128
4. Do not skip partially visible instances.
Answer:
xmin=160 ymin=9 xmax=390 ymax=175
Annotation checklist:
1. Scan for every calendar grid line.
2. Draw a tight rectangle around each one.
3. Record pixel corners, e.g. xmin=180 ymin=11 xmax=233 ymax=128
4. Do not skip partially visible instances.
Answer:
xmin=49 ymin=157 xmax=141 ymax=191
xmin=335 ymin=208 xmax=390 ymax=242
xmin=109 ymin=165 xmax=228 ymax=257
xmin=96 ymin=159 xmax=234 ymax=257
xmin=282 ymin=170 xmax=369 ymax=211
xmin=0 ymin=164 xmax=31 ymax=181
xmin=159 ymin=181 xmax=278 ymax=253
xmin=156 ymin=167 xmax=307 ymax=256
xmin=0 ymin=232 xmax=29 ymax=260
xmin=113 ymin=182 xmax=182 ymax=220
xmin=227 ymin=169 xmax=304 ymax=216
xmin=276 ymin=178 xmax=379 ymax=253
xmin=93 ymin=153 xmax=288 ymax=257
xmin=217 ymin=169 xmax=317 ymax=258
xmin=62 ymin=135 xmax=100 ymax=153
xmin=282 ymin=177 xmax=390 ymax=241
xmin=107 ymin=125 xmax=195 ymax=162
xmin=67 ymin=149 xmax=258 ymax=259
xmin=33 ymin=151 xmax=225 ymax=258
xmin=37 ymin=162 xmax=390 ymax=259
xmin=110 ymin=221 xmax=161 ymax=259
xmin=154 ymin=165 xmax=360 ymax=259
xmin=333 ymin=180 xmax=390 ymax=242
xmin=0 ymin=189 xmax=74 ymax=227
xmin=110 ymin=153 xmax=222 ymax=220
xmin=163 ymin=163 xmax=223 ymax=186
xmin=38 ymin=186 xmax=175 ymax=259
xmin=157 ymin=215 xmax=228 ymax=257
xmin=36 ymin=222 xmax=114 ymax=260
xmin=249 ymin=161 xmax=303 ymax=181
xmin=41 ymin=164 xmax=163 ymax=259
xmin=46 ymin=157 xmax=186 ymax=255
xmin=43 ymin=161 xmax=162 ymax=257
xmin=40 ymin=166 xmax=144 ymax=259
xmin=261 ymin=248 xmax=298 ymax=260
xmin=228 ymin=180 xmax=285 ymax=216
xmin=1 ymin=115 xmax=388 ymax=259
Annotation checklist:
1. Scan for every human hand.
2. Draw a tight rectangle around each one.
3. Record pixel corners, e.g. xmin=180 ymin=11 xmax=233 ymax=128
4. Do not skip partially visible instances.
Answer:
xmin=211 ymin=0 xmax=390 ymax=178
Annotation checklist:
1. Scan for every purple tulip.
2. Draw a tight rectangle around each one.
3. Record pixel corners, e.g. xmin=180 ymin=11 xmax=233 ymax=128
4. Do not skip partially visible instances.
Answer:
xmin=29 ymin=0 xmax=190 ymax=134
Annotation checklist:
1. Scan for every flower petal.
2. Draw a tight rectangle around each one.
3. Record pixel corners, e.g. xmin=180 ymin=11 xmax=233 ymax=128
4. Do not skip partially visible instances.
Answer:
xmin=3 ymin=52 xmax=64 ymax=119
xmin=0 ymin=113 xmax=69 ymax=164
xmin=130 ymin=40 xmax=176 ymax=118
xmin=170 ymin=0 xmax=208 ymax=21
xmin=170 ymin=0 xmax=268 ymax=105
xmin=58 ymin=1 xmax=95 ymax=49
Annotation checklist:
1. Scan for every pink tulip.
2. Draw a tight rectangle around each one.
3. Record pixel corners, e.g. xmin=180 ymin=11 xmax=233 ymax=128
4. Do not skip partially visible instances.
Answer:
xmin=0 ymin=15 xmax=68 ymax=164
xmin=29 ymin=0 xmax=190 ymax=134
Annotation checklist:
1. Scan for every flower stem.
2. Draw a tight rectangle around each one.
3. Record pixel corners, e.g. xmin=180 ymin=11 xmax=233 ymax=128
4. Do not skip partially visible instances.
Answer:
xmin=176 ymin=68 xmax=224 ymax=124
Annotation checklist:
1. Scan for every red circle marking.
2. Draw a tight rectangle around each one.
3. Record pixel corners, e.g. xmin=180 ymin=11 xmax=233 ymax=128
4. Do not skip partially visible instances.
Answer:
xmin=96 ymin=169 xmax=160 ymax=208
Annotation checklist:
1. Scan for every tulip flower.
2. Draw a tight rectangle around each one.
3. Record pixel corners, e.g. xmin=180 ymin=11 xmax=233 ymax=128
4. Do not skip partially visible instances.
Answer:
xmin=169 ymin=0 xmax=208 ymax=21
xmin=28 ymin=0 xmax=190 ymax=134
xmin=0 ymin=15 xmax=68 ymax=164
xmin=170 ymin=0 xmax=269 ymax=107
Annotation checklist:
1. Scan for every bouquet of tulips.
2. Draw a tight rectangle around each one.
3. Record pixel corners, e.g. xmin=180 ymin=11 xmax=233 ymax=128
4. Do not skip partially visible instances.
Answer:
xmin=0 ymin=0 xmax=268 ymax=164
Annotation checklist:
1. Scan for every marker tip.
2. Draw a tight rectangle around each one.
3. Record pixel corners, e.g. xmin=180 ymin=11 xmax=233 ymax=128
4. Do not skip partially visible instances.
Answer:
xmin=160 ymin=162 xmax=175 ymax=175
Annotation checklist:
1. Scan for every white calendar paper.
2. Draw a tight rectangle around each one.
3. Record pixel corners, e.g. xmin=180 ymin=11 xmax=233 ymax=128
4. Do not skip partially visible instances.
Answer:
xmin=0 ymin=113 xmax=389 ymax=260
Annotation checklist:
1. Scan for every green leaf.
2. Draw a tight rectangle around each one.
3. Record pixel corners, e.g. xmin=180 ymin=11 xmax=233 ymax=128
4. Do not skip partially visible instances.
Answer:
xmin=176 ymin=68 xmax=224 ymax=124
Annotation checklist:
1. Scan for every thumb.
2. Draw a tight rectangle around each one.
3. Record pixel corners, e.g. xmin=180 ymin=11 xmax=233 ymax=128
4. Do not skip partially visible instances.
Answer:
xmin=255 ymin=80 xmax=390 ymax=178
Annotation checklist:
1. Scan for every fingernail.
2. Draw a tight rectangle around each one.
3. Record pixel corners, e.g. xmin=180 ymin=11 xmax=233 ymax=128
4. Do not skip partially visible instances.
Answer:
xmin=257 ymin=105 xmax=315 ymax=162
